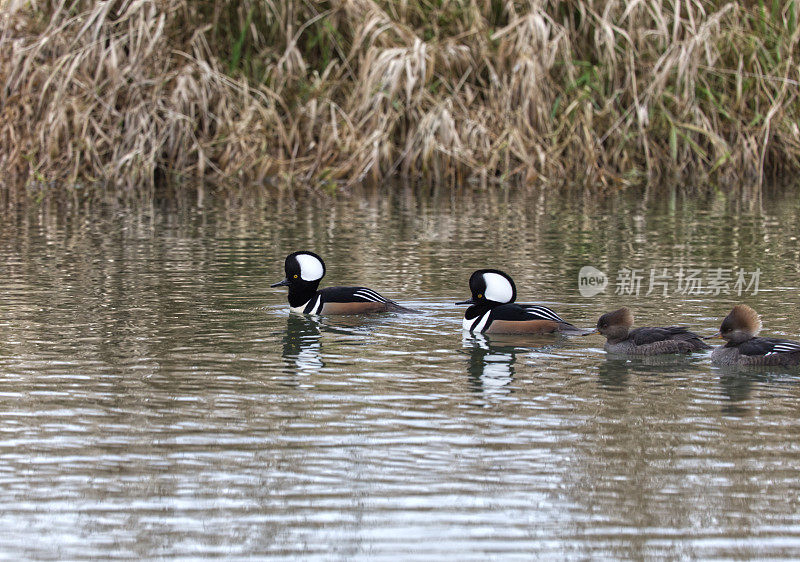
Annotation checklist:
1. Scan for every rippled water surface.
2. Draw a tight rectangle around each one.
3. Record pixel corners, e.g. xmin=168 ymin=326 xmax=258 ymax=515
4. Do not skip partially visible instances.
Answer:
xmin=2 ymin=186 xmax=800 ymax=559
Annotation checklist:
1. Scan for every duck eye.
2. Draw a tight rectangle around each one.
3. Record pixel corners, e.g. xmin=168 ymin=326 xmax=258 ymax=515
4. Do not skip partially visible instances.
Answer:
xmin=293 ymin=274 xmax=298 ymax=279
xmin=477 ymin=293 xmax=483 ymax=299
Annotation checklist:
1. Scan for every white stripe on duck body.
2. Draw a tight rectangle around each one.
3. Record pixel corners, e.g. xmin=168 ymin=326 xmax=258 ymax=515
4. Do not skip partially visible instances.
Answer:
xmin=271 ymin=251 xmax=417 ymax=315
xmin=709 ymin=304 xmax=800 ymax=366
xmin=595 ymin=307 xmax=710 ymax=356
xmin=456 ymin=269 xmax=589 ymax=335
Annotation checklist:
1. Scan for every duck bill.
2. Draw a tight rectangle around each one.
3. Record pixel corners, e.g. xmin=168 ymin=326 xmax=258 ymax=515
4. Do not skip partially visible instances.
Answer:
xmin=455 ymin=298 xmax=475 ymax=305
xmin=586 ymin=329 xmax=600 ymax=335
xmin=270 ymin=278 xmax=290 ymax=288
xmin=703 ymin=331 xmax=722 ymax=340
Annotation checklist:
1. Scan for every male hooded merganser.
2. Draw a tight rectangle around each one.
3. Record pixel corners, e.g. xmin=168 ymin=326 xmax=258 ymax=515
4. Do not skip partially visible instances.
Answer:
xmin=595 ymin=307 xmax=709 ymax=355
xmin=271 ymin=251 xmax=415 ymax=315
xmin=709 ymin=304 xmax=800 ymax=366
xmin=456 ymin=269 xmax=588 ymax=334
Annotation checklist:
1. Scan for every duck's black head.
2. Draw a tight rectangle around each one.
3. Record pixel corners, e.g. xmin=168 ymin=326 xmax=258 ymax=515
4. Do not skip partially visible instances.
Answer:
xmin=271 ymin=251 xmax=326 ymax=308
xmin=456 ymin=269 xmax=517 ymax=313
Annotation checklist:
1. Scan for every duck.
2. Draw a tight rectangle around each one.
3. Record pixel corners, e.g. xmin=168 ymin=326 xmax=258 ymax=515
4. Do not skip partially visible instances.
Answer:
xmin=595 ymin=307 xmax=709 ymax=355
xmin=271 ymin=251 xmax=415 ymax=314
xmin=456 ymin=269 xmax=588 ymax=334
xmin=709 ymin=304 xmax=800 ymax=366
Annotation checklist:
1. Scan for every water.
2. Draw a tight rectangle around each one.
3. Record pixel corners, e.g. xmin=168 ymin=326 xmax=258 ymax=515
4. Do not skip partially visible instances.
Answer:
xmin=1 ymin=186 xmax=800 ymax=559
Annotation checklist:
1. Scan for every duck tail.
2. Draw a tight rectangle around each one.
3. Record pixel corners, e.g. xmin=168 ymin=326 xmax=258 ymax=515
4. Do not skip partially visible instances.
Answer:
xmin=558 ymin=322 xmax=594 ymax=336
xmin=386 ymin=301 xmax=420 ymax=314
xmin=694 ymin=338 xmax=713 ymax=350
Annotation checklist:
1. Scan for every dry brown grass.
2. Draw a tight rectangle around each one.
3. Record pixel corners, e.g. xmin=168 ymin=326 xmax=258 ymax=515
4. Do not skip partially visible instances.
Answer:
xmin=1 ymin=0 xmax=799 ymax=199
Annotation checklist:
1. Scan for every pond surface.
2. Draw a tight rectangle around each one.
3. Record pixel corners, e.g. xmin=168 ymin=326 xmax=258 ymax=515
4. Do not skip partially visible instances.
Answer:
xmin=1 ymin=185 xmax=800 ymax=559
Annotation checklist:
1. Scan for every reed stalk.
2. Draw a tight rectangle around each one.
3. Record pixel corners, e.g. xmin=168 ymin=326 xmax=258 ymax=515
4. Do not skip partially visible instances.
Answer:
xmin=1 ymin=0 xmax=798 ymax=199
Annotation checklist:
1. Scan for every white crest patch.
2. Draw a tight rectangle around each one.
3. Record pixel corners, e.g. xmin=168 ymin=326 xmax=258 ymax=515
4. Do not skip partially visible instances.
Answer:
xmin=482 ymin=272 xmax=513 ymax=303
xmin=296 ymin=254 xmax=324 ymax=281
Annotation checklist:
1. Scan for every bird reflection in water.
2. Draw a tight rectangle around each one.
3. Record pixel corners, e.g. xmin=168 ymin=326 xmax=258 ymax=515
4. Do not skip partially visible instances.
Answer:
xmin=597 ymin=353 xmax=699 ymax=392
xmin=596 ymin=358 xmax=631 ymax=392
xmin=463 ymin=333 xmax=570 ymax=394
xmin=280 ymin=313 xmax=392 ymax=380
xmin=463 ymin=333 xmax=547 ymax=395
xmin=715 ymin=364 xmax=799 ymax=416
xmin=718 ymin=370 xmax=755 ymax=416
xmin=281 ymin=313 xmax=324 ymax=377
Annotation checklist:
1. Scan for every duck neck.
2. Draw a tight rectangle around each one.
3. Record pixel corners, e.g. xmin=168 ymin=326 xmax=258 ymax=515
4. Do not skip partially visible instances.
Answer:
xmin=604 ymin=326 xmax=631 ymax=344
xmin=725 ymin=330 xmax=755 ymax=346
xmin=465 ymin=302 xmax=496 ymax=320
xmin=287 ymin=281 xmax=320 ymax=308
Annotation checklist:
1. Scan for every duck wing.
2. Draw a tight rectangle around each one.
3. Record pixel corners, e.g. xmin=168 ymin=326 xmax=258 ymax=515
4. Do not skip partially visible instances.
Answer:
xmin=519 ymin=304 xmax=591 ymax=335
xmin=320 ymin=286 xmax=418 ymax=313
xmin=738 ymin=337 xmax=800 ymax=357
xmin=631 ymin=326 xmax=710 ymax=348
xmin=519 ymin=304 xmax=567 ymax=323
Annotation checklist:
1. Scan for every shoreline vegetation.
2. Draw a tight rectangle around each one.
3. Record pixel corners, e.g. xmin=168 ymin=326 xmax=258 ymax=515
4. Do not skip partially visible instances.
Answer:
xmin=1 ymin=1 xmax=799 ymax=201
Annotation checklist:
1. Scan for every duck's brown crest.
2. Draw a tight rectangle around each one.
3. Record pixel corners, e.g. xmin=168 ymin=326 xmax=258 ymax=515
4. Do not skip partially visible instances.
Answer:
xmin=600 ymin=307 xmax=634 ymax=327
xmin=727 ymin=304 xmax=762 ymax=334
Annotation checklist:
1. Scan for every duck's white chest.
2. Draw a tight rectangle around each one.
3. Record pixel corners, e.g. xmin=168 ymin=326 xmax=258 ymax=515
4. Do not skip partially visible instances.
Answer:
xmin=464 ymin=311 xmax=492 ymax=332
xmin=291 ymin=295 xmax=323 ymax=314
xmin=290 ymin=301 xmax=309 ymax=313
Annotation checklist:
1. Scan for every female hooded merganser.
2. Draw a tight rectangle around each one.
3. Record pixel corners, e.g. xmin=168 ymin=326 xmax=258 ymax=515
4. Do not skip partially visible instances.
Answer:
xmin=595 ymin=307 xmax=709 ymax=355
xmin=271 ymin=251 xmax=415 ymax=315
xmin=709 ymin=304 xmax=800 ymax=366
xmin=456 ymin=269 xmax=587 ymax=334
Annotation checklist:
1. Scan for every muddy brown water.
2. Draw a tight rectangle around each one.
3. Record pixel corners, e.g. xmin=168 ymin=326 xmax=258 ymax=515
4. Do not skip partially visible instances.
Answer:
xmin=1 ymin=186 xmax=799 ymax=559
